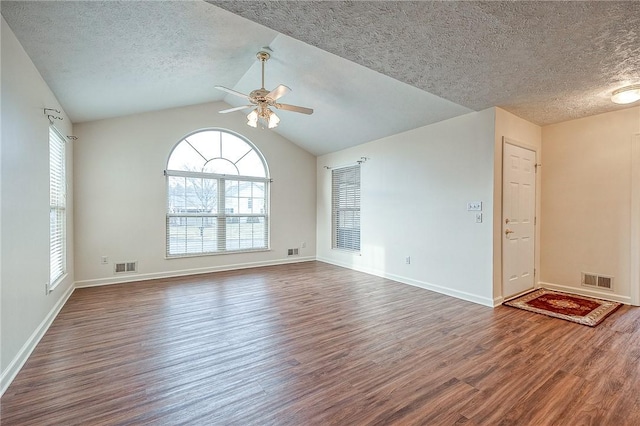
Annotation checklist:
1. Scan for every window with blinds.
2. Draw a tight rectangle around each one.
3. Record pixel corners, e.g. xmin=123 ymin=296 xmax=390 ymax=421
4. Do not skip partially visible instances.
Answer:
xmin=332 ymin=165 xmax=361 ymax=251
xmin=165 ymin=129 xmax=269 ymax=257
xmin=49 ymin=126 xmax=67 ymax=289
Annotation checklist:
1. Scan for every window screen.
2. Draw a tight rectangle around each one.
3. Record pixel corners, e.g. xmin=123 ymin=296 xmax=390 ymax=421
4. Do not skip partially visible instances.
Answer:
xmin=332 ymin=165 xmax=360 ymax=251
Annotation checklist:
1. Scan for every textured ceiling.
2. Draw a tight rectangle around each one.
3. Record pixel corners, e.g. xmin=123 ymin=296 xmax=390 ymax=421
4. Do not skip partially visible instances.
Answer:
xmin=1 ymin=1 xmax=278 ymax=122
xmin=2 ymin=1 xmax=640 ymax=156
xmin=211 ymin=0 xmax=640 ymax=126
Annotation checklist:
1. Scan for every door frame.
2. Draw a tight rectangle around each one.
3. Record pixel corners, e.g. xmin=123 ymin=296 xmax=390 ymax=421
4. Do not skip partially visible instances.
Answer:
xmin=501 ymin=137 xmax=540 ymax=301
xmin=631 ymin=134 xmax=640 ymax=306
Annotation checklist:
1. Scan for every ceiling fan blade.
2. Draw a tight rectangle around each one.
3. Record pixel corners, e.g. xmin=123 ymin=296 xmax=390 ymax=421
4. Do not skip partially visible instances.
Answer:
xmin=214 ymin=86 xmax=250 ymax=100
xmin=218 ymin=105 xmax=254 ymax=114
xmin=267 ymin=84 xmax=291 ymax=101
xmin=274 ymin=103 xmax=314 ymax=115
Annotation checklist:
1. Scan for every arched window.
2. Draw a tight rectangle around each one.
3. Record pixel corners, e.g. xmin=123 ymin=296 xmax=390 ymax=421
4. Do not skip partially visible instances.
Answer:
xmin=165 ymin=129 xmax=269 ymax=257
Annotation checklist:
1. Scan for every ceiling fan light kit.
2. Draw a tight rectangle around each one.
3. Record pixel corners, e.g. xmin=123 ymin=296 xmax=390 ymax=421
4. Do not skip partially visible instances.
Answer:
xmin=215 ymin=51 xmax=314 ymax=129
xmin=247 ymin=104 xmax=280 ymax=129
xmin=611 ymin=84 xmax=640 ymax=105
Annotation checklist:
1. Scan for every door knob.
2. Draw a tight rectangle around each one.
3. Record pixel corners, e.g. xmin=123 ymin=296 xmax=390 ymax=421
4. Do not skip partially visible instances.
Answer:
xmin=505 ymin=229 xmax=514 ymax=236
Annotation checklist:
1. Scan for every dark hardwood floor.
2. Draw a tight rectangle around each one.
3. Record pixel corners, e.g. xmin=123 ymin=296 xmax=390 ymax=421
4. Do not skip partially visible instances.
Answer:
xmin=2 ymin=261 xmax=639 ymax=425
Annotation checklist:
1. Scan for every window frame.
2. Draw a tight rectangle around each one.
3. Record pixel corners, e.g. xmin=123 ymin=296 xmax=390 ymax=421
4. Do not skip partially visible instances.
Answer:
xmin=49 ymin=126 xmax=67 ymax=291
xmin=165 ymin=128 xmax=270 ymax=258
xmin=331 ymin=164 xmax=361 ymax=252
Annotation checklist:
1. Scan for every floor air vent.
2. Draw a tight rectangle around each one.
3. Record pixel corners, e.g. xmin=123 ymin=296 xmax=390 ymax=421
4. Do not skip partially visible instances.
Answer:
xmin=582 ymin=272 xmax=613 ymax=291
xmin=115 ymin=261 xmax=138 ymax=274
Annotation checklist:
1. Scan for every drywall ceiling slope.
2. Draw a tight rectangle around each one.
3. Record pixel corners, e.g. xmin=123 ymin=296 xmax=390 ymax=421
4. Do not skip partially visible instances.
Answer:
xmin=222 ymin=35 xmax=472 ymax=155
xmin=210 ymin=0 xmax=640 ymax=126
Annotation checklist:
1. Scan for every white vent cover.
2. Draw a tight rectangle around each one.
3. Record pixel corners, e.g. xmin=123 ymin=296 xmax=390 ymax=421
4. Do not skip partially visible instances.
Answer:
xmin=581 ymin=272 xmax=614 ymax=291
xmin=114 ymin=261 xmax=137 ymax=274
xmin=287 ymin=248 xmax=299 ymax=256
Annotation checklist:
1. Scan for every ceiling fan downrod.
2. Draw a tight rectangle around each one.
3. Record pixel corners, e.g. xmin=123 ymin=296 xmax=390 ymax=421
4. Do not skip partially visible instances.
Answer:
xmin=257 ymin=51 xmax=270 ymax=90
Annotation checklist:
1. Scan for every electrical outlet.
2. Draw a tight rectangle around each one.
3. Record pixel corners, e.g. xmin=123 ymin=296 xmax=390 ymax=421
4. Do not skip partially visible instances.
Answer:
xmin=301 ymin=242 xmax=306 ymax=248
xmin=405 ymin=256 xmax=411 ymax=264
xmin=101 ymin=256 xmax=108 ymax=265
xmin=475 ymin=213 xmax=483 ymax=223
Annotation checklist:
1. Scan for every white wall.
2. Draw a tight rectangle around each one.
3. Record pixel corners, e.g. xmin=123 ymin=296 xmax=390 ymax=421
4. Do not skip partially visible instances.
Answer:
xmin=73 ymin=102 xmax=316 ymax=285
xmin=317 ymin=109 xmax=497 ymax=306
xmin=493 ymin=108 xmax=542 ymax=301
xmin=540 ymin=106 xmax=640 ymax=304
xmin=1 ymin=18 xmax=75 ymax=392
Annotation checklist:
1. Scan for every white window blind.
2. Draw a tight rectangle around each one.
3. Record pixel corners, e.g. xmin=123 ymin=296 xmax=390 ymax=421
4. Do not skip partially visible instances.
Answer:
xmin=49 ymin=126 xmax=66 ymax=288
xmin=332 ymin=165 xmax=361 ymax=251
xmin=165 ymin=129 xmax=270 ymax=257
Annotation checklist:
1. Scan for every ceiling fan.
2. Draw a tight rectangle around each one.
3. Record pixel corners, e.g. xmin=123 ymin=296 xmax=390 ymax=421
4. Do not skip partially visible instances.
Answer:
xmin=215 ymin=51 xmax=314 ymax=129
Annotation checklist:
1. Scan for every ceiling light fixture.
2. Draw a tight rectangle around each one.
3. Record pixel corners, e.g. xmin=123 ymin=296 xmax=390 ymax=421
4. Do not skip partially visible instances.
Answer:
xmin=246 ymin=103 xmax=280 ymax=129
xmin=611 ymin=84 xmax=640 ymax=105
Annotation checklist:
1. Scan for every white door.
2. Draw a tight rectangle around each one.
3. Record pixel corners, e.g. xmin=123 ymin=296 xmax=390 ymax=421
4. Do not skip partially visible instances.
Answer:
xmin=503 ymin=141 xmax=536 ymax=299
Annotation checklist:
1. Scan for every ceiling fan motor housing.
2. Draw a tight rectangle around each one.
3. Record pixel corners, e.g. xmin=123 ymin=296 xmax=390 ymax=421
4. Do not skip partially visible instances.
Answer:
xmin=250 ymin=88 xmax=271 ymax=103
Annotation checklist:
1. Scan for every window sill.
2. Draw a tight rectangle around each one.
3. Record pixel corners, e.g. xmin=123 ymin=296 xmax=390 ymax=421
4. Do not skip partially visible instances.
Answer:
xmin=331 ymin=248 xmax=361 ymax=255
xmin=48 ymin=273 xmax=68 ymax=294
xmin=165 ymin=248 xmax=272 ymax=260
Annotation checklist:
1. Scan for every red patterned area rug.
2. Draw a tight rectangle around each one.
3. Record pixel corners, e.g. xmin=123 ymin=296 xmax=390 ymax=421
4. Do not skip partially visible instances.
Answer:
xmin=504 ymin=288 xmax=621 ymax=327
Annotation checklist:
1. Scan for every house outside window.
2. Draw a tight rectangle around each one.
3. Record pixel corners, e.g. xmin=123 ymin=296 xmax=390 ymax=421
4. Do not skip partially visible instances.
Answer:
xmin=165 ymin=129 xmax=269 ymax=257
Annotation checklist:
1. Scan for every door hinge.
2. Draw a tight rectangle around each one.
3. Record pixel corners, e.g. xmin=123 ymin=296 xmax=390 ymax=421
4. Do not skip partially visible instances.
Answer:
xmin=534 ymin=216 xmax=537 ymax=225
xmin=534 ymin=268 xmax=536 ymax=277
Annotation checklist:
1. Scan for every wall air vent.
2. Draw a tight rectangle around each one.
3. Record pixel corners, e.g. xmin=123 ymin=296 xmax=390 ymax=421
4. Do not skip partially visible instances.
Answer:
xmin=597 ymin=276 xmax=613 ymax=290
xmin=581 ymin=272 xmax=614 ymax=291
xmin=115 ymin=261 xmax=138 ymax=274
xmin=583 ymin=273 xmax=597 ymax=287
xmin=287 ymin=248 xmax=299 ymax=256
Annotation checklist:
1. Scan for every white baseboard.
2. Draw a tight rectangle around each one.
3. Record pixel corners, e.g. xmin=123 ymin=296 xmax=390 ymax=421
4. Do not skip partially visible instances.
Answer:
xmin=316 ymin=257 xmax=495 ymax=308
xmin=0 ymin=284 xmax=75 ymax=397
xmin=538 ymin=281 xmax=632 ymax=304
xmin=75 ymin=256 xmax=316 ymax=288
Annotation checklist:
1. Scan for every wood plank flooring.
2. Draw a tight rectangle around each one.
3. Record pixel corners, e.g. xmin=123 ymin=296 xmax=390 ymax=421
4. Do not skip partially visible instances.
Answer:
xmin=2 ymin=261 xmax=639 ymax=425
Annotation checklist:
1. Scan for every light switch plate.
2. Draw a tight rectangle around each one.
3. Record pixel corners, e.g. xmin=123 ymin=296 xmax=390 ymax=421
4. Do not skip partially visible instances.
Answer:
xmin=467 ymin=201 xmax=482 ymax=211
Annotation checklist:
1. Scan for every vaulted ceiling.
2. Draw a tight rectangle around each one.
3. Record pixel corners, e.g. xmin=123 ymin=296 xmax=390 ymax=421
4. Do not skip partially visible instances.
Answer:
xmin=2 ymin=1 xmax=639 ymax=155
